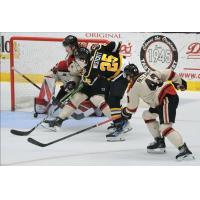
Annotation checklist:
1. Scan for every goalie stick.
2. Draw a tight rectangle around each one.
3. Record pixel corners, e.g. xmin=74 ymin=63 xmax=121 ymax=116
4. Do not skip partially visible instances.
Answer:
xmin=10 ymin=83 xmax=83 ymax=136
xmin=13 ymin=68 xmax=41 ymax=90
xmin=27 ymin=117 xmax=115 ymax=147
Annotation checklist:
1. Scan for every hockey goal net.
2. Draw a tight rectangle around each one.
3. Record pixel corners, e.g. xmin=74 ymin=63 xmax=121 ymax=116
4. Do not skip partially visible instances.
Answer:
xmin=10 ymin=36 xmax=109 ymax=111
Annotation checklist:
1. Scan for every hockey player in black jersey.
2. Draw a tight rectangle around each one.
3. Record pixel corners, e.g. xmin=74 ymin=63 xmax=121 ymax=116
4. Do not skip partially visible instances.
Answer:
xmin=42 ymin=46 xmax=111 ymax=131
xmin=82 ymin=41 xmax=132 ymax=141
xmin=42 ymin=42 xmax=132 ymax=141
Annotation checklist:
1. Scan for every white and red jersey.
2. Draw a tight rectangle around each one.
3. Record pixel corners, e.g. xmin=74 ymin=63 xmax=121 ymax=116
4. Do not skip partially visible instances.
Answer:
xmin=49 ymin=54 xmax=81 ymax=87
xmin=55 ymin=55 xmax=75 ymax=72
xmin=126 ymin=69 xmax=184 ymax=113
xmin=35 ymin=54 xmax=81 ymax=114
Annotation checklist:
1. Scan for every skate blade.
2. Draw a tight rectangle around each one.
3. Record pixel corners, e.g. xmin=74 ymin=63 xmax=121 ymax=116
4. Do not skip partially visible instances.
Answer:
xmin=40 ymin=123 xmax=57 ymax=132
xmin=107 ymin=127 xmax=133 ymax=134
xmin=106 ymin=136 xmax=125 ymax=142
xmin=147 ymin=148 xmax=166 ymax=154
xmin=176 ymin=154 xmax=195 ymax=161
xmin=123 ymin=127 xmax=133 ymax=134
xmin=107 ymin=128 xmax=116 ymax=134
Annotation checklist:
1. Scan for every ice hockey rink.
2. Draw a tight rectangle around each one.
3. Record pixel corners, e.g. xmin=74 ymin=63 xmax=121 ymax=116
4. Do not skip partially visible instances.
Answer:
xmin=1 ymin=82 xmax=200 ymax=166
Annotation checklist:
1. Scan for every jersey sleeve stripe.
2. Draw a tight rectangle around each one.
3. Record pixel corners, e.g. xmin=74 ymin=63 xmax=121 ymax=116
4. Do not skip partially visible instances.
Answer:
xmin=168 ymin=71 xmax=176 ymax=81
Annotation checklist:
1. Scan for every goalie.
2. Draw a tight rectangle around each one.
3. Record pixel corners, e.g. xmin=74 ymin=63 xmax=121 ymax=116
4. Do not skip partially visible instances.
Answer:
xmin=34 ymin=35 xmax=105 ymax=119
xmin=34 ymin=35 xmax=80 ymax=117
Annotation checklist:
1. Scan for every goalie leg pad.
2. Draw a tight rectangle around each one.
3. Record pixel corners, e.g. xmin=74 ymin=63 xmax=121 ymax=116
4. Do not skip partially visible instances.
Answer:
xmin=34 ymin=97 xmax=49 ymax=114
xmin=34 ymin=76 xmax=55 ymax=114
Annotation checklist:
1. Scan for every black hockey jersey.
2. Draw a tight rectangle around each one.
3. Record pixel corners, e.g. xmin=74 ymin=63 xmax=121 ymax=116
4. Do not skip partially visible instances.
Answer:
xmin=82 ymin=44 xmax=125 ymax=85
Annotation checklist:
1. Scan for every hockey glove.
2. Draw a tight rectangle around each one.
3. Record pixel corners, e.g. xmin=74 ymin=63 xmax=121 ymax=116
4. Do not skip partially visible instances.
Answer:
xmin=172 ymin=79 xmax=187 ymax=91
xmin=65 ymin=81 xmax=76 ymax=91
xmin=51 ymin=66 xmax=58 ymax=74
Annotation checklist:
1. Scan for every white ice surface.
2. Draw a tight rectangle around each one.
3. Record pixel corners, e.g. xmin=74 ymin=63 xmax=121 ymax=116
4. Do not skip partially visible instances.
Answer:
xmin=1 ymin=82 xmax=200 ymax=165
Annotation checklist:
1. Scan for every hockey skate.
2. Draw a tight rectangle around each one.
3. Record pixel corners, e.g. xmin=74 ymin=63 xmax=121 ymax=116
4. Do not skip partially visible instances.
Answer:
xmin=147 ymin=137 xmax=166 ymax=153
xmin=176 ymin=143 xmax=195 ymax=161
xmin=106 ymin=120 xmax=127 ymax=142
xmin=107 ymin=119 xmax=132 ymax=134
xmin=41 ymin=117 xmax=63 ymax=132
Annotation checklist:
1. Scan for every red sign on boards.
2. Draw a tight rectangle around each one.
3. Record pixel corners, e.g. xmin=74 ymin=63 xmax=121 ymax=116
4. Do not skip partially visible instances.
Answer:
xmin=186 ymin=42 xmax=200 ymax=59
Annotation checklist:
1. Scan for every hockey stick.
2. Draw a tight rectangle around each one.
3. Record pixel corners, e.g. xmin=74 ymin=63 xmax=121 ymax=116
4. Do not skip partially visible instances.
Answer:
xmin=10 ymin=84 xmax=83 ymax=136
xmin=13 ymin=68 xmax=41 ymax=90
xmin=27 ymin=117 xmax=114 ymax=147
xmin=48 ymin=83 xmax=84 ymax=112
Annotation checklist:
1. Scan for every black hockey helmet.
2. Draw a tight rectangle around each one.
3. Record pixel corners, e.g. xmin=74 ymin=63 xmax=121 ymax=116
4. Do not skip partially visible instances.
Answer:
xmin=123 ymin=64 xmax=139 ymax=78
xmin=105 ymin=41 xmax=121 ymax=53
xmin=63 ymin=35 xmax=78 ymax=47
xmin=74 ymin=47 xmax=91 ymax=63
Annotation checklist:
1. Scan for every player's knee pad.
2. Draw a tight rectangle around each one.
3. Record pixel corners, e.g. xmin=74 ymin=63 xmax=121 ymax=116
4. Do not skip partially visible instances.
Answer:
xmin=142 ymin=110 xmax=158 ymax=123
xmin=160 ymin=123 xmax=173 ymax=137
xmin=61 ymin=93 xmax=88 ymax=119
xmin=69 ymin=92 xmax=88 ymax=108
xmin=90 ymin=95 xmax=106 ymax=108
xmin=90 ymin=95 xmax=110 ymax=117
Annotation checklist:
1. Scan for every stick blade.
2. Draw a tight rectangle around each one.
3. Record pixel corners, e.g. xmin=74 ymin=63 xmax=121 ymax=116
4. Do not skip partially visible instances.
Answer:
xmin=10 ymin=129 xmax=31 ymax=136
xmin=27 ymin=137 xmax=48 ymax=147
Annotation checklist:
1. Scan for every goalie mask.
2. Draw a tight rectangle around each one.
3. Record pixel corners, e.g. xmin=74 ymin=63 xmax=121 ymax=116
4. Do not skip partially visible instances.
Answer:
xmin=63 ymin=35 xmax=78 ymax=54
xmin=63 ymin=35 xmax=78 ymax=47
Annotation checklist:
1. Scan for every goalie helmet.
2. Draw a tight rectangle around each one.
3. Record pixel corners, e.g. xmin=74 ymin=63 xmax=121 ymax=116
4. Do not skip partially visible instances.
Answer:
xmin=63 ymin=35 xmax=78 ymax=47
xmin=74 ymin=47 xmax=91 ymax=63
xmin=123 ymin=64 xmax=139 ymax=78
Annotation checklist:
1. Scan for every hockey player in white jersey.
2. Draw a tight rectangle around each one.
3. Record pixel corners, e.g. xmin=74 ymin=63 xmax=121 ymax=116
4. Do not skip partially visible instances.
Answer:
xmin=34 ymin=35 xmax=81 ymax=116
xmin=34 ymin=35 xmax=100 ymax=118
xmin=41 ymin=47 xmax=112 ymax=131
xmin=119 ymin=64 xmax=194 ymax=160
xmin=42 ymin=42 xmax=133 ymax=135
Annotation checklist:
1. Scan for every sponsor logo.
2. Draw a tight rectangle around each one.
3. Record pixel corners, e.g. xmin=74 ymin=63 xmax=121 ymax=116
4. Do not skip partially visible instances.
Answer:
xmin=0 ymin=36 xmax=10 ymax=52
xmin=120 ymin=42 xmax=133 ymax=57
xmin=179 ymin=72 xmax=200 ymax=80
xmin=0 ymin=35 xmax=20 ymax=59
xmin=85 ymin=32 xmax=121 ymax=39
xmin=186 ymin=42 xmax=200 ymax=59
xmin=140 ymin=35 xmax=178 ymax=71
xmin=85 ymin=32 xmax=133 ymax=57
